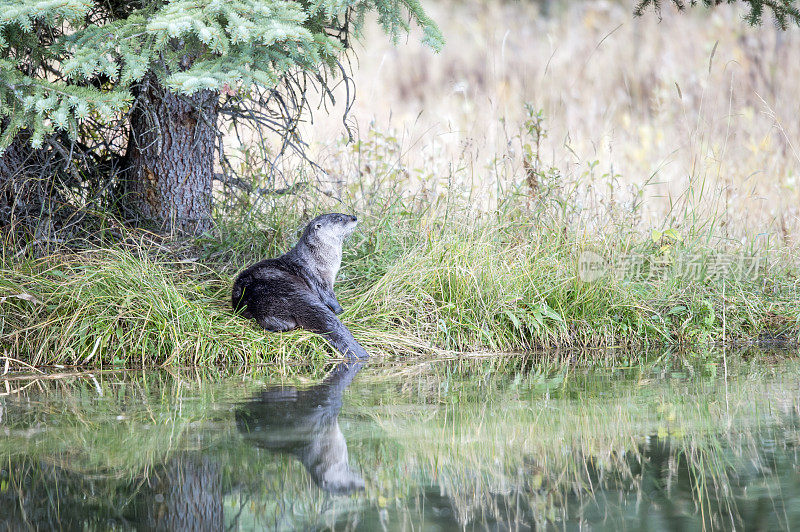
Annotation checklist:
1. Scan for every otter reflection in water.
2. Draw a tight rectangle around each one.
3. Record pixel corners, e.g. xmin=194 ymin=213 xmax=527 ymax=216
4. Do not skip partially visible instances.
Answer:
xmin=236 ymin=359 xmax=366 ymax=494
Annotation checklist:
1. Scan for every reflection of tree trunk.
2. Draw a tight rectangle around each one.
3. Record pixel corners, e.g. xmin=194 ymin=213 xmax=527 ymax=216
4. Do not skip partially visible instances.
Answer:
xmin=1 ymin=454 xmax=225 ymax=530
xmin=138 ymin=453 xmax=223 ymax=531
xmin=123 ymin=72 xmax=218 ymax=234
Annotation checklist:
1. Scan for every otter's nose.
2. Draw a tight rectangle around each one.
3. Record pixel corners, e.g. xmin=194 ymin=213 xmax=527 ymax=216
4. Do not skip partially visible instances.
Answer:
xmin=350 ymin=215 xmax=358 ymax=222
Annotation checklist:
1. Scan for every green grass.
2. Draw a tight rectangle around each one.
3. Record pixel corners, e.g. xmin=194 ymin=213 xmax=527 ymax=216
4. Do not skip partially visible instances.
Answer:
xmin=0 ymin=190 xmax=797 ymax=369
xmin=1 ymin=101 xmax=797 ymax=370
xmin=0 ymin=247 xmax=341 ymax=371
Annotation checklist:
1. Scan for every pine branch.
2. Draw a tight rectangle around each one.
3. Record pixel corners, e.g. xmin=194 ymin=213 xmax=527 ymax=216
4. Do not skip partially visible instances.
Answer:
xmin=634 ymin=0 xmax=800 ymax=29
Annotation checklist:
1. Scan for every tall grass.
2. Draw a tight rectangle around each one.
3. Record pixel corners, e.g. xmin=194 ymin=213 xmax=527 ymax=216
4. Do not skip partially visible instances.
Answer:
xmin=295 ymin=0 xmax=800 ymax=243
xmin=1 ymin=186 xmax=796 ymax=367
xmin=0 ymin=247 xmax=337 ymax=370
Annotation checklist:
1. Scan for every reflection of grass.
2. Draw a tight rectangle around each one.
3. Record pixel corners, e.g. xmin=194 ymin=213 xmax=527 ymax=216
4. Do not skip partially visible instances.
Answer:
xmin=3 ymin=356 xmax=800 ymax=529
xmin=0 ymin=370 xmax=254 ymax=475
xmin=346 ymin=354 xmax=800 ymax=528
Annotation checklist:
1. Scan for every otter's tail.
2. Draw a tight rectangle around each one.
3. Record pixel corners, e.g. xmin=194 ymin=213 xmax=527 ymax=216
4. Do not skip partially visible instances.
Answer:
xmin=298 ymin=311 xmax=370 ymax=360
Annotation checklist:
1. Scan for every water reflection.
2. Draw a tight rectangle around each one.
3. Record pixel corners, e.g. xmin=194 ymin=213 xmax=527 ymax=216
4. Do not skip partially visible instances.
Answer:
xmin=236 ymin=359 xmax=366 ymax=494
xmin=1 ymin=352 xmax=799 ymax=530
xmin=0 ymin=362 xmax=366 ymax=530
xmin=132 ymin=453 xmax=224 ymax=530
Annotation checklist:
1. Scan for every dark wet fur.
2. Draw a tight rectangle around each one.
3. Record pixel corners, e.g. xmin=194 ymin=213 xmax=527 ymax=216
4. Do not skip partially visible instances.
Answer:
xmin=232 ymin=214 xmax=369 ymax=359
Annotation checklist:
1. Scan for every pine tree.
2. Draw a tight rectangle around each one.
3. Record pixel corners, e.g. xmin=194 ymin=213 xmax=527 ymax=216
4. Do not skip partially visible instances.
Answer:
xmin=0 ymin=0 xmax=443 ymax=233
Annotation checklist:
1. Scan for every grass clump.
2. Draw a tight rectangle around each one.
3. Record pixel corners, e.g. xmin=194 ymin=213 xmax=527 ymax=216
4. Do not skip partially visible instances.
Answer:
xmin=350 ymin=218 xmax=796 ymax=354
xmin=1 ymin=196 xmax=796 ymax=368
xmin=0 ymin=247 xmax=335 ymax=370
xmin=1 ymin=103 xmax=798 ymax=368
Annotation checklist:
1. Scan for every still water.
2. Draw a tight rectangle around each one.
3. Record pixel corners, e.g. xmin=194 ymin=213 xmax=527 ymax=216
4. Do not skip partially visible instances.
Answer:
xmin=1 ymin=352 xmax=799 ymax=530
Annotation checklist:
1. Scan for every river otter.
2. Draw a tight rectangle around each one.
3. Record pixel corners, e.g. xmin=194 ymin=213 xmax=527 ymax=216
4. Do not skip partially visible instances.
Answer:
xmin=232 ymin=213 xmax=369 ymax=359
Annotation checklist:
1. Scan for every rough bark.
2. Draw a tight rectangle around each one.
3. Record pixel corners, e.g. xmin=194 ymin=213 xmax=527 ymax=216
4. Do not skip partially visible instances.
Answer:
xmin=124 ymin=72 xmax=219 ymax=234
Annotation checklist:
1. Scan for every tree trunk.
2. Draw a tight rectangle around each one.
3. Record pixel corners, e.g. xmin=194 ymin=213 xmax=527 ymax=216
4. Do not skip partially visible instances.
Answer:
xmin=124 ymin=72 xmax=219 ymax=234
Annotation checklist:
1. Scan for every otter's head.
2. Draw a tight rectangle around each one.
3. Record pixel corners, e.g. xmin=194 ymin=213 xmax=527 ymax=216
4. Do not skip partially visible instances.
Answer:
xmin=303 ymin=213 xmax=358 ymax=246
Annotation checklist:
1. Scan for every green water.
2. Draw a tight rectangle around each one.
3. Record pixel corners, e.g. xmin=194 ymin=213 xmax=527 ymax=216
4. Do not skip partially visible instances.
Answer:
xmin=1 ymin=352 xmax=799 ymax=530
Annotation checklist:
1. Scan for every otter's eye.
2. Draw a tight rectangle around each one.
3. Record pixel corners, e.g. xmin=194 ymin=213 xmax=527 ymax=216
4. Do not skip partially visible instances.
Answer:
xmin=315 ymin=222 xmax=322 ymax=229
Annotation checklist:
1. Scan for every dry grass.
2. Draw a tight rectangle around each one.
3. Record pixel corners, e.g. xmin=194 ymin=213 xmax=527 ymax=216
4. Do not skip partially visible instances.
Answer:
xmin=281 ymin=0 xmax=800 ymax=246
